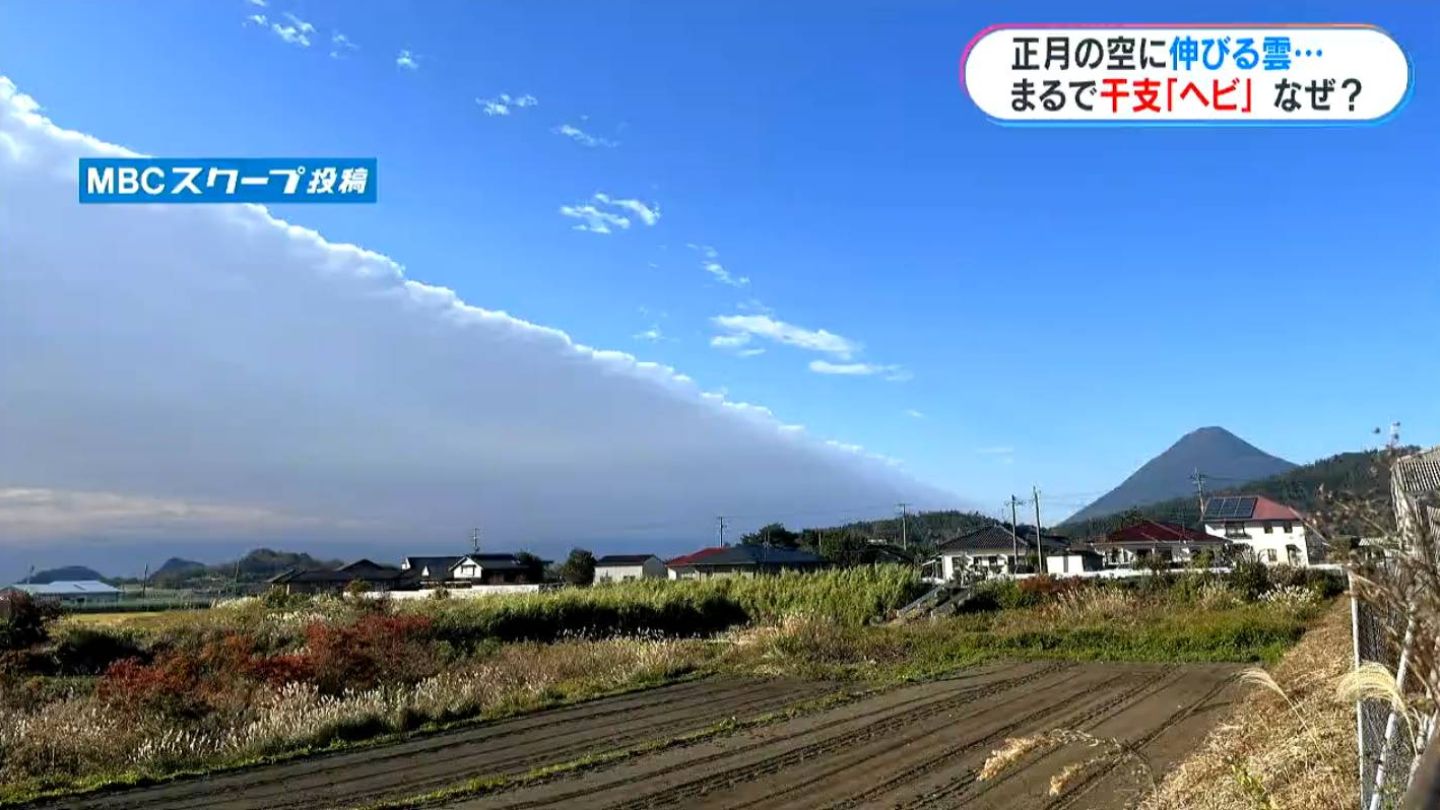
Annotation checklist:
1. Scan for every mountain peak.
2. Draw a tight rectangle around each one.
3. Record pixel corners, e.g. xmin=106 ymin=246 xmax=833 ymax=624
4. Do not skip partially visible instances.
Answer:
xmin=1067 ymin=427 xmax=1295 ymax=524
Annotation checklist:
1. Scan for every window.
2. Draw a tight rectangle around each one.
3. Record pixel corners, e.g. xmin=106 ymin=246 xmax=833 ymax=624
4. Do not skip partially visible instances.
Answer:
xmin=1283 ymin=521 xmax=1294 ymax=533
xmin=1263 ymin=522 xmax=1274 ymax=534
xmin=1224 ymin=521 xmax=1248 ymax=539
xmin=1265 ymin=549 xmax=1278 ymax=563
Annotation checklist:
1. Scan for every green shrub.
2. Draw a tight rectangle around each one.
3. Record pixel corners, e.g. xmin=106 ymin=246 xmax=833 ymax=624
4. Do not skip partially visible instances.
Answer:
xmin=1227 ymin=558 xmax=1272 ymax=600
xmin=51 ymin=626 xmax=149 ymax=676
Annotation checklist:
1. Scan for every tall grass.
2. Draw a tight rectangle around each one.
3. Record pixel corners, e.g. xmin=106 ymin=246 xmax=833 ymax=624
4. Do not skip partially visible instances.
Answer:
xmin=403 ymin=565 xmax=927 ymax=646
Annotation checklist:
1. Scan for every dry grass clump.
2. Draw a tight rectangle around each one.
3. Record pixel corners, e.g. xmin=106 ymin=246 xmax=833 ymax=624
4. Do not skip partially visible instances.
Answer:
xmin=1140 ymin=601 xmax=1357 ymax=810
xmin=979 ymin=728 xmax=1153 ymax=797
xmin=1040 ymin=586 xmax=1140 ymax=624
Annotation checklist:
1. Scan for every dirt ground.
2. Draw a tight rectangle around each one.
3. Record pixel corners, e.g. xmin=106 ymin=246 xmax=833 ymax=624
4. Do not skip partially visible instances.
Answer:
xmin=27 ymin=663 xmax=1240 ymax=810
xmin=450 ymin=661 xmax=1240 ymax=810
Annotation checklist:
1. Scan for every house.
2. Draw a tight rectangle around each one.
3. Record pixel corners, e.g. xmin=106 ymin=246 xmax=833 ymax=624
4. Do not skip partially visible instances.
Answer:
xmin=934 ymin=525 xmax=1069 ymax=580
xmin=1392 ymin=446 xmax=1440 ymax=548
xmin=594 ymin=554 xmax=667 ymax=583
xmin=1092 ymin=520 xmax=1230 ymax=568
xmin=1201 ymin=495 xmax=1314 ymax=566
xmin=448 ymin=554 xmax=545 ymax=585
xmin=1046 ymin=549 xmax=1104 ymax=575
xmin=268 ymin=559 xmax=415 ymax=595
xmin=666 ymin=545 xmax=826 ymax=579
xmin=400 ymin=556 xmax=463 ymax=585
xmin=11 ymin=580 xmax=121 ymax=606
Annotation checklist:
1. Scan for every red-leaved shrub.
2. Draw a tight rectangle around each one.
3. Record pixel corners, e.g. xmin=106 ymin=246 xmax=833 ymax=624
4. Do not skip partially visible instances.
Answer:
xmin=302 ymin=614 xmax=435 ymax=694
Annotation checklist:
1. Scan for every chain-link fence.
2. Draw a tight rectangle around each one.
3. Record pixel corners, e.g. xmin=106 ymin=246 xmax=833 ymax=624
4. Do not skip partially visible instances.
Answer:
xmin=1353 ymin=565 xmax=1417 ymax=809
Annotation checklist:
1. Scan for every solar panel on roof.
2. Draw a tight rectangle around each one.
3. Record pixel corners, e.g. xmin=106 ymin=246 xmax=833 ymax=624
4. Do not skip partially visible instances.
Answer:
xmin=1236 ymin=497 xmax=1257 ymax=519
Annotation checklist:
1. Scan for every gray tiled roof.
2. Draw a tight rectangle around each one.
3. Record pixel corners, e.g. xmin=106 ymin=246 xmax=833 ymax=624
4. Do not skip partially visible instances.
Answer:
xmin=936 ymin=525 xmax=1068 ymax=554
xmin=1395 ymin=446 xmax=1440 ymax=495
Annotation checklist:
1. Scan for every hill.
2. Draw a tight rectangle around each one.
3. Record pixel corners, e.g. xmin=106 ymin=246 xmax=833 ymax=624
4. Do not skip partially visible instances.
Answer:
xmin=149 ymin=557 xmax=209 ymax=585
xmin=814 ymin=510 xmax=997 ymax=549
xmin=128 ymin=548 xmax=345 ymax=587
xmin=23 ymin=565 xmax=106 ymax=584
xmin=1067 ymin=427 xmax=1296 ymax=523
xmin=1058 ymin=448 xmax=1398 ymax=539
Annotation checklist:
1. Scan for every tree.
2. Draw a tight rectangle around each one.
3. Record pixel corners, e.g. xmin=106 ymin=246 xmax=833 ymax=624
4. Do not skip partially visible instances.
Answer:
xmin=739 ymin=523 xmax=802 ymax=549
xmin=515 ymin=552 xmax=546 ymax=584
xmin=558 ymin=548 xmax=597 ymax=586
xmin=818 ymin=532 xmax=875 ymax=567
xmin=0 ymin=591 xmax=60 ymax=651
xmin=344 ymin=578 xmax=371 ymax=598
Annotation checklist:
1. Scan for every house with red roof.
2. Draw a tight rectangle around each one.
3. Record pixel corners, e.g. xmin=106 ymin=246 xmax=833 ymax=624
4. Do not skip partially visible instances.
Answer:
xmin=1200 ymin=495 xmax=1313 ymax=566
xmin=1091 ymin=520 xmax=1231 ymax=569
xmin=665 ymin=545 xmax=825 ymax=579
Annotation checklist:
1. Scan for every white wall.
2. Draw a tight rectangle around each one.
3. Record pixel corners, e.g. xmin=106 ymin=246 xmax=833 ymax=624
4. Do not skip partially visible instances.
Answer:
xmin=1046 ymin=554 xmax=1096 ymax=575
xmin=1204 ymin=520 xmax=1310 ymax=566
xmin=940 ymin=551 xmax=1015 ymax=580
xmin=594 ymin=559 xmax=666 ymax=582
xmin=363 ymin=584 xmax=543 ymax=600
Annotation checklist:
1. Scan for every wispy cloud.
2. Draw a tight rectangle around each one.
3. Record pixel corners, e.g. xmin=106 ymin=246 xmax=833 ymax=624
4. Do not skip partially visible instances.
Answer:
xmin=685 ymin=244 xmax=749 ymax=288
xmin=904 ymin=409 xmax=925 ymax=419
xmin=330 ymin=32 xmax=359 ymax=59
xmin=559 ymin=193 xmax=660 ymax=235
xmin=808 ymin=360 xmax=909 ymax=381
xmin=737 ymin=348 xmax=766 ymax=358
xmin=594 ymin=193 xmax=659 ymax=226
xmin=559 ymin=204 xmax=628 ymax=234
xmin=264 ymin=11 xmax=315 ymax=47
xmin=634 ymin=326 xmax=663 ymax=342
xmin=710 ymin=333 xmax=751 ymax=350
xmin=553 ymin=123 xmax=617 ymax=148
xmin=478 ymin=93 xmax=538 ymax=116
xmin=396 ymin=49 xmax=420 ymax=71
xmin=711 ymin=315 xmax=858 ymax=359
xmin=246 ymin=0 xmax=267 ymax=6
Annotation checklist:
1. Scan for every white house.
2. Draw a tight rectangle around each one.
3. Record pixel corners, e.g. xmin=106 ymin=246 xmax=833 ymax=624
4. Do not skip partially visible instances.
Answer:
xmin=1201 ymin=495 xmax=1312 ymax=566
xmin=1092 ymin=520 xmax=1230 ymax=568
xmin=448 ymin=553 xmax=543 ymax=585
xmin=934 ymin=525 xmax=1069 ymax=580
xmin=593 ymin=554 xmax=667 ymax=583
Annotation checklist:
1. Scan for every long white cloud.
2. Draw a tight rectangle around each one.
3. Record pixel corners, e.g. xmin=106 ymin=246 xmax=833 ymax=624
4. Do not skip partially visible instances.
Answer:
xmin=0 ymin=77 xmax=956 ymax=573
xmin=711 ymin=314 xmax=859 ymax=359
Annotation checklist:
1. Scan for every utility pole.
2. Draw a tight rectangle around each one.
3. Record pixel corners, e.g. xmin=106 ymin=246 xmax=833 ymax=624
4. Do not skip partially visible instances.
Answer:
xmin=1033 ymin=487 xmax=1044 ymax=573
xmin=896 ymin=502 xmax=910 ymax=550
xmin=717 ymin=516 xmax=728 ymax=547
xmin=470 ymin=527 xmax=481 ymax=555
xmin=141 ymin=563 xmax=149 ymax=600
xmin=1008 ymin=495 xmax=1021 ymax=575
xmin=1191 ymin=468 xmax=1207 ymax=526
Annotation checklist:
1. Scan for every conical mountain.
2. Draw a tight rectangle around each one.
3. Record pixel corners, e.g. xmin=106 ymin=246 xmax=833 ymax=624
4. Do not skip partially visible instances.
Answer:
xmin=1067 ymin=427 xmax=1296 ymax=523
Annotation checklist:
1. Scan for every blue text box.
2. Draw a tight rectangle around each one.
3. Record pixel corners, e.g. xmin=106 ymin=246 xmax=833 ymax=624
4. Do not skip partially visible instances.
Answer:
xmin=78 ymin=158 xmax=377 ymax=204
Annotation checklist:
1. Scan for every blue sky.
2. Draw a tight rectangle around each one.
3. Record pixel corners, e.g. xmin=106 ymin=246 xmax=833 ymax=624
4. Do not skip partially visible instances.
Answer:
xmin=1 ymin=0 xmax=1437 ymax=540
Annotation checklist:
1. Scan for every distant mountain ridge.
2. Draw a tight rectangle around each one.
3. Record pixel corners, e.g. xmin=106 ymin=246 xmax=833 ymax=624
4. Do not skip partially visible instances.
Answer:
xmin=1066 ymin=427 xmax=1296 ymax=524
